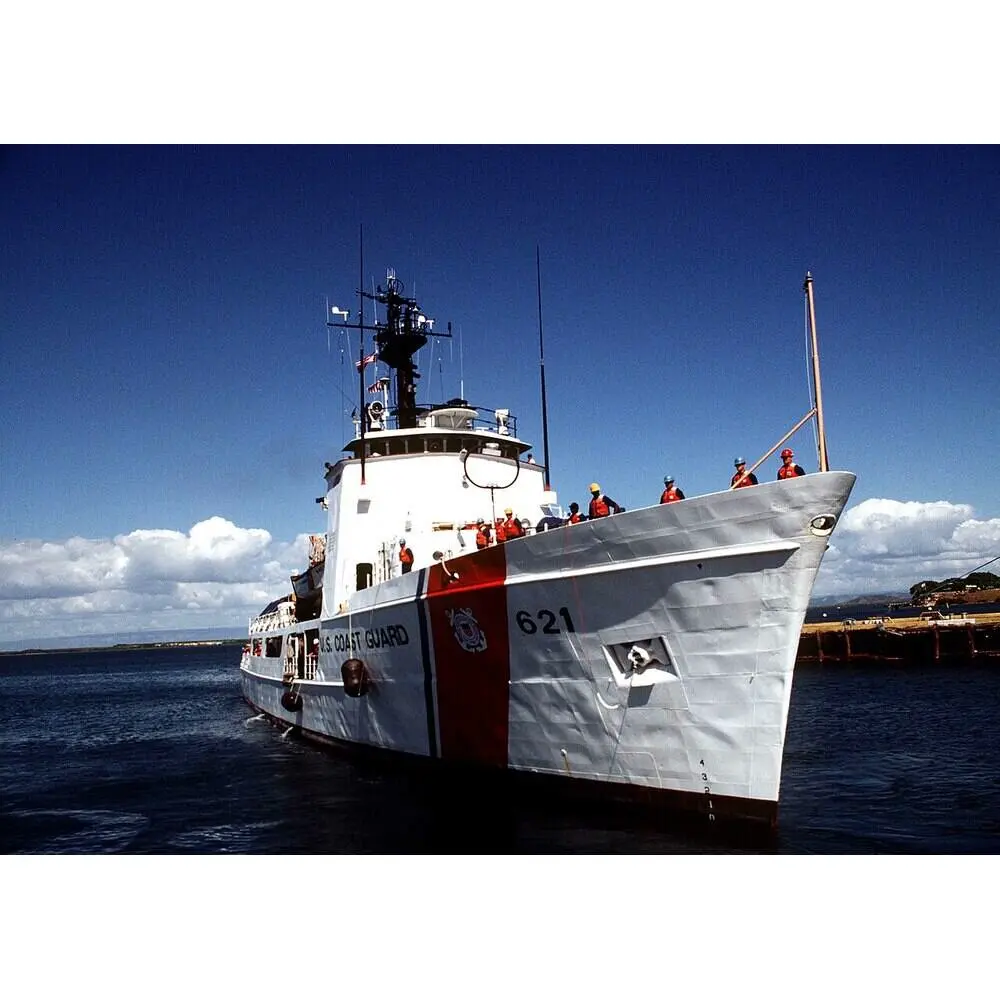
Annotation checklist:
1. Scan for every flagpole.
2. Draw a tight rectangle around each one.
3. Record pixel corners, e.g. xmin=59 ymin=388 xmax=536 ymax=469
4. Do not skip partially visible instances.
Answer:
xmin=536 ymin=246 xmax=552 ymax=491
xmin=804 ymin=272 xmax=830 ymax=472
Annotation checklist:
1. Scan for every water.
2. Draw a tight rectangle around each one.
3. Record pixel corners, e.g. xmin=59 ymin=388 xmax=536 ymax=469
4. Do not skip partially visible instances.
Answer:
xmin=1 ymin=645 xmax=998 ymax=853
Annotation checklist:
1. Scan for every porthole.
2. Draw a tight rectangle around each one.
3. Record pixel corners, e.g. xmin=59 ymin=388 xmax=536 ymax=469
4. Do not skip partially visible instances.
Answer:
xmin=809 ymin=514 xmax=837 ymax=536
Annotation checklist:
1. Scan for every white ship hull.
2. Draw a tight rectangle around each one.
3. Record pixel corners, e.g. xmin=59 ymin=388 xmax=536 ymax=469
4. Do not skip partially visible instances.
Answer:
xmin=241 ymin=471 xmax=855 ymax=829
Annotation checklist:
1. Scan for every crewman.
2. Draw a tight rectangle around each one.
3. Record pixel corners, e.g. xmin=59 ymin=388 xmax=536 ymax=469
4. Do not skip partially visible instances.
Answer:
xmin=475 ymin=518 xmax=492 ymax=550
xmin=777 ymin=448 xmax=806 ymax=479
xmin=494 ymin=516 xmax=507 ymax=544
xmin=731 ymin=458 xmax=758 ymax=489
xmin=566 ymin=502 xmax=584 ymax=524
xmin=503 ymin=507 xmax=526 ymax=539
xmin=588 ymin=483 xmax=623 ymax=518
xmin=399 ymin=537 xmax=414 ymax=573
xmin=659 ymin=475 xmax=685 ymax=503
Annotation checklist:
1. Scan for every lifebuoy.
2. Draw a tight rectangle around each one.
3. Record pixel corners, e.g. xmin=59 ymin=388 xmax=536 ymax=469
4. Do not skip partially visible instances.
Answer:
xmin=280 ymin=689 xmax=303 ymax=712
xmin=342 ymin=658 xmax=370 ymax=698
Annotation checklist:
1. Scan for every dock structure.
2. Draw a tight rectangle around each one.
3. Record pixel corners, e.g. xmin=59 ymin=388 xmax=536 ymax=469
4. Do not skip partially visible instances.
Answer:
xmin=798 ymin=612 xmax=1000 ymax=665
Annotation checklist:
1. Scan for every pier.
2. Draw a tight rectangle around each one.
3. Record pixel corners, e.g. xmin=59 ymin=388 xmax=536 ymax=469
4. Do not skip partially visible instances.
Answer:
xmin=798 ymin=612 xmax=1000 ymax=665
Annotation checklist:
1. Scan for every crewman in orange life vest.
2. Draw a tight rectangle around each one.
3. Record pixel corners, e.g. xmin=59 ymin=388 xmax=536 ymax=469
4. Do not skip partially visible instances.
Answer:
xmin=659 ymin=475 xmax=685 ymax=503
xmin=777 ymin=448 xmax=806 ymax=479
xmin=566 ymin=502 xmax=584 ymax=524
xmin=731 ymin=458 xmax=758 ymax=489
xmin=475 ymin=518 xmax=491 ymax=549
xmin=588 ymin=483 xmax=623 ymax=518
xmin=503 ymin=507 xmax=526 ymax=539
xmin=399 ymin=538 xmax=414 ymax=573
xmin=494 ymin=517 xmax=507 ymax=544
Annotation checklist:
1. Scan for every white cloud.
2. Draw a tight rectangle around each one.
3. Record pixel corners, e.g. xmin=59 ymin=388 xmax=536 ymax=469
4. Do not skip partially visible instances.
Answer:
xmin=0 ymin=518 xmax=310 ymax=646
xmin=816 ymin=498 xmax=1000 ymax=597
xmin=117 ymin=516 xmax=274 ymax=591
xmin=0 ymin=537 xmax=128 ymax=600
xmin=0 ymin=517 xmax=291 ymax=601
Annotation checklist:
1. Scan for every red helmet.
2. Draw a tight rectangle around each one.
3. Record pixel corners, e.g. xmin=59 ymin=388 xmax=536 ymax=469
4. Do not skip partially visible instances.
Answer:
xmin=781 ymin=448 xmax=794 ymax=458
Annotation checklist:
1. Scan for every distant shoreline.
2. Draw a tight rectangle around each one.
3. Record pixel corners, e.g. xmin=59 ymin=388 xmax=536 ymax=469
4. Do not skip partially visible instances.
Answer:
xmin=0 ymin=638 xmax=245 ymax=658
xmin=4 ymin=589 xmax=997 ymax=657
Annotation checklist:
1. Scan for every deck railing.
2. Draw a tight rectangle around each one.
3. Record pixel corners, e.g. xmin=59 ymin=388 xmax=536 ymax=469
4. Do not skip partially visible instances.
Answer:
xmin=250 ymin=606 xmax=296 ymax=632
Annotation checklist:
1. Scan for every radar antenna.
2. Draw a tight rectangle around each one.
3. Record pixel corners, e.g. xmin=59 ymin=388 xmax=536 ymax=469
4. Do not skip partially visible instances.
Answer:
xmin=329 ymin=268 xmax=452 ymax=430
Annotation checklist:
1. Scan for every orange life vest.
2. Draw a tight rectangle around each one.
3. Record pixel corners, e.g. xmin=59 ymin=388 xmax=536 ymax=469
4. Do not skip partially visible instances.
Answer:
xmin=504 ymin=516 xmax=525 ymax=539
xmin=731 ymin=469 xmax=755 ymax=488
xmin=660 ymin=487 xmax=682 ymax=503
xmin=476 ymin=527 xmax=490 ymax=549
xmin=778 ymin=462 xmax=803 ymax=479
xmin=589 ymin=496 xmax=610 ymax=518
xmin=568 ymin=512 xmax=582 ymax=524
xmin=494 ymin=520 xmax=507 ymax=543
xmin=399 ymin=546 xmax=413 ymax=567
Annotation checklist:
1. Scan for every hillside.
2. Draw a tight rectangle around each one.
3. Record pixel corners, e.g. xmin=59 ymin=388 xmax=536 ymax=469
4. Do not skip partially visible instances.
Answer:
xmin=921 ymin=587 xmax=1000 ymax=606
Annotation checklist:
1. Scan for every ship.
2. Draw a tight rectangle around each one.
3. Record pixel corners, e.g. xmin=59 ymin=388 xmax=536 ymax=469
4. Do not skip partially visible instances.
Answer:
xmin=239 ymin=268 xmax=856 ymax=830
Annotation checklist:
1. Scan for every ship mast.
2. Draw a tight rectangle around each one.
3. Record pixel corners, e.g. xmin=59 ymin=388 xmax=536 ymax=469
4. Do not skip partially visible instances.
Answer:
xmin=536 ymin=246 xmax=553 ymax=491
xmin=329 ymin=268 xmax=451 ymax=432
xmin=363 ymin=271 xmax=451 ymax=429
xmin=803 ymin=272 xmax=830 ymax=472
xmin=357 ymin=232 xmax=367 ymax=484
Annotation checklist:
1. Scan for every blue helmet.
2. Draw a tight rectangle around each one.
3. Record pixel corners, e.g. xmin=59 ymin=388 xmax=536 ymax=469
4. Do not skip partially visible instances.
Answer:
xmin=734 ymin=457 xmax=746 ymax=466
xmin=664 ymin=475 xmax=674 ymax=484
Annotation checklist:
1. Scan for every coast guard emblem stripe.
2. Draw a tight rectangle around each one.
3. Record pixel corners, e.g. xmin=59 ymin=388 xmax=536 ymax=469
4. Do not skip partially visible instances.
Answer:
xmin=426 ymin=545 xmax=510 ymax=767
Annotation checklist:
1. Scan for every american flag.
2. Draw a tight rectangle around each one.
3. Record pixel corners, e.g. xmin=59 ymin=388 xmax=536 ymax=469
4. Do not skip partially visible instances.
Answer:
xmin=367 ymin=377 xmax=390 ymax=394
xmin=355 ymin=351 xmax=378 ymax=371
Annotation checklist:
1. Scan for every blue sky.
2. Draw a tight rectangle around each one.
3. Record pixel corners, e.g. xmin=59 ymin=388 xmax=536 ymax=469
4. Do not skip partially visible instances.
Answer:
xmin=2 ymin=144 xmax=998 ymax=645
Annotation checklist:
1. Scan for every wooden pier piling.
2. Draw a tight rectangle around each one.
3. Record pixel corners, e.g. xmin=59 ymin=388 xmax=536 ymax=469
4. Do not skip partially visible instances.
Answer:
xmin=797 ymin=612 xmax=1000 ymax=665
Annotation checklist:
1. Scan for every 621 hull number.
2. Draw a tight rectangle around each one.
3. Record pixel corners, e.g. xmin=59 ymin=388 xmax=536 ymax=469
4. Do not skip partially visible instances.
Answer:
xmin=515 ymin=607 xmax=576 ymax=635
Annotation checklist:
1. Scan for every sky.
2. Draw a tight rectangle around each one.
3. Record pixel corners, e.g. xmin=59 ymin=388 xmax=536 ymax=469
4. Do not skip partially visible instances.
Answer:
xmin=1 ymin=14 xmax=998 ymax=647
xmin=2 ymin=144 xmax=997 ymax=646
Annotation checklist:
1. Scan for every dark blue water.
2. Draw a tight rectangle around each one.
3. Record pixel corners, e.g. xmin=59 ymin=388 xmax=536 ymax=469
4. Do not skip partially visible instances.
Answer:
xmin=2 ymin=646 xmax=998 ymax=853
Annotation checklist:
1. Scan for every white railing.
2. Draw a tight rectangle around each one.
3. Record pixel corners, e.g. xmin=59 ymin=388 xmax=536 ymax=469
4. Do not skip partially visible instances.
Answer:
xmin=283 ymin=651 xmax=319 ymax=682
xmin=250 ymin=606 xmax=296 ymax=633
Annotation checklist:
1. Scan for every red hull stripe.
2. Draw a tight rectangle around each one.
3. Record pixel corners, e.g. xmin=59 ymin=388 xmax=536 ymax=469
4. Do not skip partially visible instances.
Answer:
xmin=426 ymin=545 xmax=510 ymax=767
